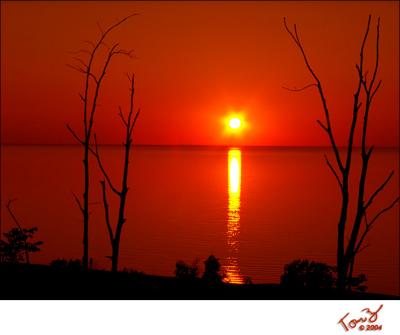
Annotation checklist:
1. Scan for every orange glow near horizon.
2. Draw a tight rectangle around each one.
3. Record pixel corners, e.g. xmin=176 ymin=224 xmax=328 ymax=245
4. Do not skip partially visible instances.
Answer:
xmin=1 ymin=2 xmax=398 ymax=146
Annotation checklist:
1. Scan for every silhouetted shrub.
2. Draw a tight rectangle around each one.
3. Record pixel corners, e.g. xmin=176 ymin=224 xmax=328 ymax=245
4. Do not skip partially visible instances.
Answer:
xmin=281 ymin=259 xmax=368 ymax=292
xmin=202 ymin=255 xmax=224 ymax=284
xmin=348 ymin=273 xmax=368 ymax=292
xmin=244 ymin=276 xmax=253 ymax=285
xmin=281 ymin=259 xmax=335 ymax=290
xmin=0 ymin=227 xmax=43 ymax=264
xmin=175 ymin=259 xmax=199 ymax=280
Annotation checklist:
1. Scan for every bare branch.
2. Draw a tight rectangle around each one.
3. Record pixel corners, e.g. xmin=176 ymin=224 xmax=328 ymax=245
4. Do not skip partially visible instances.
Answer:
xmin=353 ymin=195 xmax=399 ymax=261
xmin=369 ymin=17 xmax=380 ymax=93
xmin=88 ymin=72 xmax=99 ymax=84
xmin=370 ymin=80 xmax=382 ymax=101
xmin=6 ymin=199 xmax=23 ymax=231
xmin=67 ymin=63 xmax=98 ymax=84
xmin=356 ymin=244 xmax=369 ymax=255
xmin=72 ymin=57 xmax=88 ymax=69
xmin=66 ymin=124 xmax=84 ymax=145
xmin=282 ymin=83 xmax=317 ymax=92
xmin=367 ymin=145 xmax=374 ymax=159
xmin=283 ymin=17 xmax=344 ymax=173
xmin=83 ymin=14 xmax=137 ymax=139
xmin=351 ymin=212 xmax=371 ymax=260
xmin=316 ymin=119 xmax=329 ymax=133
xmin=283 ymin=18 xmax=320 ymax=84
xmin=364 ymin=171 xmax=394 ymax=210
xmin=359 ymin=15 xmax=371 ymax=73
xmin=100 ymin=180 xmax=114 ymax=244
xmin=129 ymin=109 xmax=141 ymax=137
xmin=90 ymin=134 xmax=121 ymax=196
xmin=118 ymin=106 xmax=128 ymax=127
xmin=368 ymin=196 xmax=400 ymax=227
xmin=66 ymin=63 xmax=87 ymax=75
xmin=324 ymin=154 xmax=343 ymax=190
xmin=71 ymin=192 xmax=84 ymax=214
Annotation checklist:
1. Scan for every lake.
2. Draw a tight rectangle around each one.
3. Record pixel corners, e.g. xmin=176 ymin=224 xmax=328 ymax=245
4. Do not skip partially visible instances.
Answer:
xmin=1 ymin=145 xmax=399 ymax=295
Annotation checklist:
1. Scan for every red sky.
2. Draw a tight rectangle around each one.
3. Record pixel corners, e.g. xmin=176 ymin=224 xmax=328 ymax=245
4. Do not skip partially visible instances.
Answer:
xmin=1 ymin=1 xmax=399 ymax=146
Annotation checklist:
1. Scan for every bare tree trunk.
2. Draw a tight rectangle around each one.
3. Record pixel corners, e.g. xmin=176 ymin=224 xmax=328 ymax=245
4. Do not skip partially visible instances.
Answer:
xmin=67 ymin=15 xmax=136 ymax=271
xmin=93 ymin=74 xmax=140 ymax=272
xmin=336 ymin=190 xmax=349 ymax=290
xmin=82 ymin=146 xmax=89 ymax=270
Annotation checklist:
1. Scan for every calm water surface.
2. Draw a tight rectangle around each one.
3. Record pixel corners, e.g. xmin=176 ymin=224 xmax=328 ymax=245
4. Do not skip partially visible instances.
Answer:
xmin=1 ymin=145 xmax=399 ymax=294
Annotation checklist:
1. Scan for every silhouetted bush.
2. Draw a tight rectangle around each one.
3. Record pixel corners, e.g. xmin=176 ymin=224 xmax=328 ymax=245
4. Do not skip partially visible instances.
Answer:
xmin=348 ymin=273 xmax=368 ymax=292
xmin=175 ymin=259 xmax=199 ymax=280
xmin=0 ymin=227 xmax=42 ymax=264
xmin=244 ymin=276 xmax=253 ymax=285
xmin=202 ymin=255 xmax=224 ymax=284
xmin=281 ymin=259 xmax=335 ymax=290
xmin=281 ymin=259 xmax=368 ymax=292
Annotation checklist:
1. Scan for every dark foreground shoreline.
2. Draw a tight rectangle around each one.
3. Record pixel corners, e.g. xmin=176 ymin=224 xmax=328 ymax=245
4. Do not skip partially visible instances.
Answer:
xmin=0 ymin=264 xmax=397 ymax=300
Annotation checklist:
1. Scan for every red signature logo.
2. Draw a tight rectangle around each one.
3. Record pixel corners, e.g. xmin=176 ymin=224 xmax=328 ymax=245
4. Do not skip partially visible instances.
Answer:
xmin=338 ymin=304 xmax=383 ymax=332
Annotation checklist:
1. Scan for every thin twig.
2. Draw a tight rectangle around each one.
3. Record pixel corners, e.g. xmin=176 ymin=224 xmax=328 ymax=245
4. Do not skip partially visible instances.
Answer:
xmin=364 ymin=171 xmax=394 ymax=210
xmin=282 ymin=83 xmax=317 ymax=92
xmin=66 ymin=124 xmax=84 ymax=145
xmin=368 ymin=196 xmax=400 ymax=227
xmin=6 ymin=199 xmax=23 ymax=231
xmin=71 ymin=192 xmax=84 ymax=214
xmin=325 ymin=154 xmax=343 ymax=190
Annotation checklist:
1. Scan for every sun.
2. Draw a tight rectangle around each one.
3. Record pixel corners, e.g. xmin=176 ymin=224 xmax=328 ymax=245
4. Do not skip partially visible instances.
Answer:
xmin=223 ymin=112 xmax=247 ymax=136
xmin=229 ymin=117 xmax=241 ymax=129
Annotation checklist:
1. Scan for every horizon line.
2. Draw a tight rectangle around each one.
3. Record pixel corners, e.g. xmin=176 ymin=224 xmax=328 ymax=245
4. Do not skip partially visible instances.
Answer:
xmin=1 ymin=143 xmax=399 ymax=150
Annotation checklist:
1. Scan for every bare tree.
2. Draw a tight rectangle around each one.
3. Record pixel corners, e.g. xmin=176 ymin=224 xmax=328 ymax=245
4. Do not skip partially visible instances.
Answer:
xmin=2 ymin=200 xmax=43 ymax=264
xmin=284 ymin=16 xmax=399 ymax=290
xmin=66 ymin=15 xmax=136 ymax=271
xmin=90 ymin=74 xmax=140 ymax=272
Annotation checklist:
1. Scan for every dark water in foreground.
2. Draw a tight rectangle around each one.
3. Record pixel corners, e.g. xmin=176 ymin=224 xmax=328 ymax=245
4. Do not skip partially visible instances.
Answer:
xmin=1 ymin=145 xmax=399 ymax=295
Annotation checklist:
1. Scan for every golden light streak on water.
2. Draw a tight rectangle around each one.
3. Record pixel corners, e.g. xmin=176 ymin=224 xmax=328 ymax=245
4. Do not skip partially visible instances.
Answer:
xmin=225 ymin=148 xmax=244 ymax=284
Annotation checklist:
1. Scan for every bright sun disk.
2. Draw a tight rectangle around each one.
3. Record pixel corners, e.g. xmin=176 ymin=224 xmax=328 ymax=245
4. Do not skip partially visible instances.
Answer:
xmin=229 ymin=117 xmax=241 ymax=129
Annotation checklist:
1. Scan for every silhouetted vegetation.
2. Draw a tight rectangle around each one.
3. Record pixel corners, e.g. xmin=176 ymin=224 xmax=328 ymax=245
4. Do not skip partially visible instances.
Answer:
xmin=202 ymin=255 xmax=225 ymax=284
xmin=284 ymin=16 xmax=399 ymax=290
xmin=281 ymin=259 xmax=335 ymax=290
xmin=281 ymin=259 xmax=368 ymax=292
xmin=244 ymin=276 xmax=253 ymax=285
xmin=1 ymin=261 xmax=390 ymax=299
xmin=1 ymin=199 xmax=43 ymax=264
xmin=50 ymin=259 xmax=82 ymax=272
xmin=0 ymin=227 xmax=42 ymax=264
xmin=175 ymin=259 xmax=199 ymax=280
xmin=348 ymin=273 xmax=368 ymax=292
xmin=67 ymin=14 xmax=136 ymax=271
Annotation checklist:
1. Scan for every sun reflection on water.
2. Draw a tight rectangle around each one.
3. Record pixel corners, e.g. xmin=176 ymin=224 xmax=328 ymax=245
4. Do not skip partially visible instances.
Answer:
xmin=225 ymin=148 xmax=244 ymax=284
